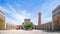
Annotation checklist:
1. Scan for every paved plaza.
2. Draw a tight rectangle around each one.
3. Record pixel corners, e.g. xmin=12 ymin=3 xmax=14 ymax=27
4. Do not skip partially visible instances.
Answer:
xmin=0 ymin=30 xmax=60 ymax=34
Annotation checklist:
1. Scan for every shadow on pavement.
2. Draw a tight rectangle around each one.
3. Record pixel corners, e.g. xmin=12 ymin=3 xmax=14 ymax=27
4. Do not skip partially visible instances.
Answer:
xmin=42 ymin=30 xmax=60 ymax=32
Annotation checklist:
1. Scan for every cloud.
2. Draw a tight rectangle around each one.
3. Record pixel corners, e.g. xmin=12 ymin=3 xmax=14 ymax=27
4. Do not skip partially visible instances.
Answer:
xmin=6 ymin=17 xmax=19 ymax=25
xmin=0 ymin=0 xmax=60 ymax=25
xmin=5 ymin=4 xmax=31 ymax=25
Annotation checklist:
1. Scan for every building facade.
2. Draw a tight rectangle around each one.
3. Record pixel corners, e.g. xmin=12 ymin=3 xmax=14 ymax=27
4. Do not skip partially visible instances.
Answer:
xmin=40 ymin=5 xmax=60 ymax=30
xmin=24 ymin=19 xmax=30 ymax=24
xmin=6 ymin=23 xmax=17 ymax=30
xmin=41 ymin=22 xmax=52 ymax=30
xmin=52 ymin=5 xmax=60 ymax=30
xmin=0 ymin=9 xmax=5 ymax=30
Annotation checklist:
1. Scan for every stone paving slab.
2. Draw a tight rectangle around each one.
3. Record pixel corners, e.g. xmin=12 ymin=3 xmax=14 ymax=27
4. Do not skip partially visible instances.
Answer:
xmin=0 ymin=30 xmax=60 ymax=34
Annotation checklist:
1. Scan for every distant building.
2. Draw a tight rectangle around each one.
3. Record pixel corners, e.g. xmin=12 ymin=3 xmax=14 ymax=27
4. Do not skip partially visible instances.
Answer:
xmin=24 ymin=19 xmax=30 ymax=24
xmin=6 ymin=23 xmax=17 ymax=30
xmin=40 ymin=22 xmax=52 ymax=30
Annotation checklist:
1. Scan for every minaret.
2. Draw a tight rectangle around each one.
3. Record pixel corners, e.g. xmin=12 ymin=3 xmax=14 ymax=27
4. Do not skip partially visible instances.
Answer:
xmin=38 ymin=12 xmax=41 ymax=26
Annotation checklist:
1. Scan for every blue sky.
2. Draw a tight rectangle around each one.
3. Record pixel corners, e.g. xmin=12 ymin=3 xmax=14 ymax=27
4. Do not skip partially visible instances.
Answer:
xmin=0 ymin=0 xmax=60 ymax=25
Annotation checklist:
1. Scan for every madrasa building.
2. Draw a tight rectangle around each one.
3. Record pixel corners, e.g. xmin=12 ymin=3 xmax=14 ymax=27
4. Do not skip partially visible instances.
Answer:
xmin=0 ymin=9 xmax=5 ymax=30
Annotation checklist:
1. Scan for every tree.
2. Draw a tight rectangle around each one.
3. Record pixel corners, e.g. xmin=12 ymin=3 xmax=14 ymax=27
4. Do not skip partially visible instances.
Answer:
xmin=24 ymin=22 xmax=34 ymax=29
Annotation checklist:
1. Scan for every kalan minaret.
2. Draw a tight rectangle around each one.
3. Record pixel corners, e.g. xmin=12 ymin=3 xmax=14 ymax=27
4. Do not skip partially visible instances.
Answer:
xmin=38 ymin=12 xmax=41 ymax=28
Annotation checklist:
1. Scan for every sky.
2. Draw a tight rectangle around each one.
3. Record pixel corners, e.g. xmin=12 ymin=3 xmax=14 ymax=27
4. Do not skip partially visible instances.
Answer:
xmin=0 ymin=0 xmax=60 ymax=25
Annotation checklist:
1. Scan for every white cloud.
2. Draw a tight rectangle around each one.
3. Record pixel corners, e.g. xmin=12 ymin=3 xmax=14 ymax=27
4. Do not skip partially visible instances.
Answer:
xmin=6 ymin=17 xmax=19 ymax=25
xmin=1 ymin=0 xmax=60 ymax=25
xmin=5 ymin=4 xmax=31 ymax=25
xmin=20 ymin=10 xmax=31 ymax=19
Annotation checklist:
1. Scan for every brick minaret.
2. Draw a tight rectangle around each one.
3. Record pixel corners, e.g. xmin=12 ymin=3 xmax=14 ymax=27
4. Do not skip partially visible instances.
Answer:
xmin=38 ymin=12 xmax=41 ymax=26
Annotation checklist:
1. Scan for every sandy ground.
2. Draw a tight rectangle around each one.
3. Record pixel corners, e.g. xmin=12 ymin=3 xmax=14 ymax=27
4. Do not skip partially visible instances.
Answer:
xmin=0 ymin=30 xmax=60 ymax=34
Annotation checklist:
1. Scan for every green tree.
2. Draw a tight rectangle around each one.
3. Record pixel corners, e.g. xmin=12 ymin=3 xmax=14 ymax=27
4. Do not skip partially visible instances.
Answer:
xmin=24 ymin=22 xmax=34 ymax=29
